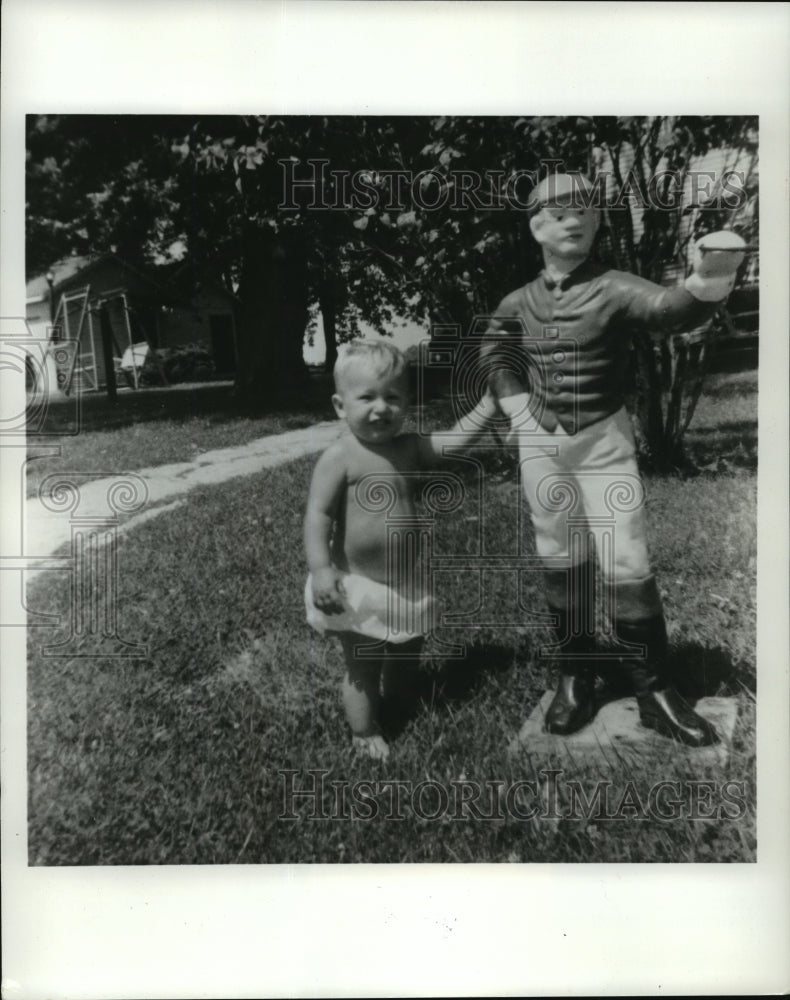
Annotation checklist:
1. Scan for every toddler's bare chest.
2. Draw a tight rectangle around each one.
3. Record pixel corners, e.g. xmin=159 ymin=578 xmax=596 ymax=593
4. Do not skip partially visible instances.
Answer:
xmin=345 ymin=461 xmax=419 ymax=521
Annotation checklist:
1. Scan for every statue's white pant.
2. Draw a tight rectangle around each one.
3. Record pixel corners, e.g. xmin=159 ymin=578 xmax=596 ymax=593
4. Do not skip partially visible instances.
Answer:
xmin=502 ymin=397 xmax=653 ymax=585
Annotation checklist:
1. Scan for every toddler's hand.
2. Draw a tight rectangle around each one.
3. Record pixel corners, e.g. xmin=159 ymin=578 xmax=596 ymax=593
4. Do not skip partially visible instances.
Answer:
xmin=478 ymin=387 xmax=499 ymax=419
xmin=311 ymin=567 xmax=346 ymax=615
xmin=487 ymin=369 xmax=529 ymax=405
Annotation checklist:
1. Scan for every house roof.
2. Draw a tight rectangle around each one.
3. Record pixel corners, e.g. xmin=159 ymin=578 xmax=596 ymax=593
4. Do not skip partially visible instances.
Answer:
xmin=26 ymin=255 xmax=95 ymax=300
xmin=27 ymin=252 xmax=237 ymax=305
xmin=27 ymin=251 xmax=164 ymax=299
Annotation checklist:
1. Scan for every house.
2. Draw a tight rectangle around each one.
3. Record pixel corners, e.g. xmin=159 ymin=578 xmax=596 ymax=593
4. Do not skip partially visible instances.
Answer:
xmin=153 ymin=260 xmax=239 ymax=377
xmin=25 ymin=253 xmax=238 ymax=395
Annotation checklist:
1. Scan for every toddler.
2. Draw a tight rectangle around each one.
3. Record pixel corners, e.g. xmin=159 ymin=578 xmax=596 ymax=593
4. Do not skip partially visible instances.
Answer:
xmin=304 ymin=340 xmax=497 ymax=760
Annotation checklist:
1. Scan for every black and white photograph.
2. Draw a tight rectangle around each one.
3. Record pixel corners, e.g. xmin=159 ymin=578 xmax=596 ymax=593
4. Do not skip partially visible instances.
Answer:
xmin=22 ymin=111 xmax=762 ymax=862
xmin=3 ymin=2 xmax=789 ymax=997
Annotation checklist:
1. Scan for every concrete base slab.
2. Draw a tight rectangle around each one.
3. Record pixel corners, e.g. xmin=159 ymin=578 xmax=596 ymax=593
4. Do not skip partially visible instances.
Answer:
xmin=509 ymin=692 xmax=739 ymax=769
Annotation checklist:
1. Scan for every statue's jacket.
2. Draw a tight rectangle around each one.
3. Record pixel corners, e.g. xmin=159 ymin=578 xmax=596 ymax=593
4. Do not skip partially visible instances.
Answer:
xmin=482 ymin=260 xmax=719 ymax=434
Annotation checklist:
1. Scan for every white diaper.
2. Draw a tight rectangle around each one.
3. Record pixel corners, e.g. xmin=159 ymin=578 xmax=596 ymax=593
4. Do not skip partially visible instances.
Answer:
xmin=305 ymin=572 xmax=435 ymax=643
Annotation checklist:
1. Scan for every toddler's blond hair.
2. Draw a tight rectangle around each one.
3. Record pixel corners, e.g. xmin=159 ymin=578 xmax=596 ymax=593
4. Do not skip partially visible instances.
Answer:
xmin=333 ymin=340 xmax=408 ymax=392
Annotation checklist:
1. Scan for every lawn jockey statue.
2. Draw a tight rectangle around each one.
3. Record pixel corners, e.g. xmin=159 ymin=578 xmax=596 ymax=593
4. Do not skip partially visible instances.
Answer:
xmin=482 ymin=172 xmax=745 ymax=747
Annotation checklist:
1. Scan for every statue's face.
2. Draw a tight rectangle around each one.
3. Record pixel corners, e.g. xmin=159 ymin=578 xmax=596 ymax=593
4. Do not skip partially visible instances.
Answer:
xmin=529 ymin=203 xmax=600 ymax=263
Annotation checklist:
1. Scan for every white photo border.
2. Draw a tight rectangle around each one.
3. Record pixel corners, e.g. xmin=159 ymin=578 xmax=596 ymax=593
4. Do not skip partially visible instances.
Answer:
xmin=2 ymin=2 xmax=789 ymax=996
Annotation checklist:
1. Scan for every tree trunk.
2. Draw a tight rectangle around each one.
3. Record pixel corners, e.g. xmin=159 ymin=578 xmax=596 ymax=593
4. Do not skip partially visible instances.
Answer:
xmin=319 ymin=282 xmax=338 ymax=374
xmin=235 ymin=225 xmax=309 ymax=404
xmin=631 ymin=332 xmax=711 ymax=474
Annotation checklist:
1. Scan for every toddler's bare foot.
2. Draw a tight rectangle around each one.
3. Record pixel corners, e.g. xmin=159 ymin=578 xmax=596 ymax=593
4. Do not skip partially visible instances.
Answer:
xmin=352 ymin=734 xmax=390 ymax=761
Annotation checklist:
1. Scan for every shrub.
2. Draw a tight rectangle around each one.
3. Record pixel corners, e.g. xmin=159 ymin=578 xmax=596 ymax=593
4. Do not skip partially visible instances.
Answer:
xmin=140 ymin=344 xmax=216 ymax=386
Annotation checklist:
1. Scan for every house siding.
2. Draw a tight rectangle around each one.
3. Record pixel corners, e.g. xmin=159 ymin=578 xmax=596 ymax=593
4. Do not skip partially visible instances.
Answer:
xmin=26 ymin=255 xmax=238 ymax=391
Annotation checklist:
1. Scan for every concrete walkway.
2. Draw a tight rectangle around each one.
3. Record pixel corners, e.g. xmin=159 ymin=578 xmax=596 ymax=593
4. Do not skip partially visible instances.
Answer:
xmin=23 ymin=419 xmax=344 ymax=574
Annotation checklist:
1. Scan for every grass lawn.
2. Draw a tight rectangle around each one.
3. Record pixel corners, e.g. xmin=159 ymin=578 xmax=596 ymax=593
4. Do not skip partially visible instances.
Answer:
xmin=25 ymin=377 xmax=337 ymax=498
xmin=26 ymin=371 xmax=757 ymax=864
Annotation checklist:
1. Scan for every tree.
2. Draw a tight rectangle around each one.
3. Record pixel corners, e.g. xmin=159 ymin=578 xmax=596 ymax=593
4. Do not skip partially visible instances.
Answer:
xmin=27 ymin=115 xmax=420 ymax=398
xmin=26 ymin=114 xmax=191 ymax=276
xmin=350 ymin=114 xmax=758 ymax=470
xmin=27 ymin=115 xmax=757 ymax=446
xmin=173 ymin=116 xmax=444 ymax=397
xmin=591 ymin=116 xmax=758 ymax=469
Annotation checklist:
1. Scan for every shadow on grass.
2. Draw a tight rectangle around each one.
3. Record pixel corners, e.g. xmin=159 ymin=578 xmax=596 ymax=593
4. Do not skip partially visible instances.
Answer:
xmin=424 ymin=641 xmax=516 ymax=705
xmin=379 ymin=641 xmax=518 ymax=739
xmin=404 ymin=634 xmax=745 ymax=716
xmin=671 ymin=641 xmax=749 ymax=699
xmin=379 ymin=636 xmax=540 ymax=740
xmin=385 ymin=637 xmax=745 ymax=746
xmin=593 ymin=641 xmax=744 ymax=708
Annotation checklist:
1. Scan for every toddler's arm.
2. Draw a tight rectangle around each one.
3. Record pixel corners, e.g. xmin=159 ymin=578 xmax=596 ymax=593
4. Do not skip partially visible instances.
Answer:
xmin=304 ymin=444 xmax=347 ymax=614
xmin=486 ymin=370 xmax=539 ymax=437
xmin=478 ymin=294 xmax=537 ymax=427
xmin=417 ymin=388 xmax=500 ymax=464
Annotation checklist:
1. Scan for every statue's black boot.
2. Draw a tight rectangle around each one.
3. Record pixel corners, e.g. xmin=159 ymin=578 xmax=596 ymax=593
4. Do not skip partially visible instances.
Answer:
xmin=616 ymin=616 xmax=719 ymax=748
xmin=544 ymin=665 xmax=596 ymax=735
xmin=544 ymin=606 xmax=597 ymax=736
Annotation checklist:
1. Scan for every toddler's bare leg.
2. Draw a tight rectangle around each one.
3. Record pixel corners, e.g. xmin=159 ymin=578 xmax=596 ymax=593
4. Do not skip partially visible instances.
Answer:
xmin=339 ymin=632 xmax=389 ymax=761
